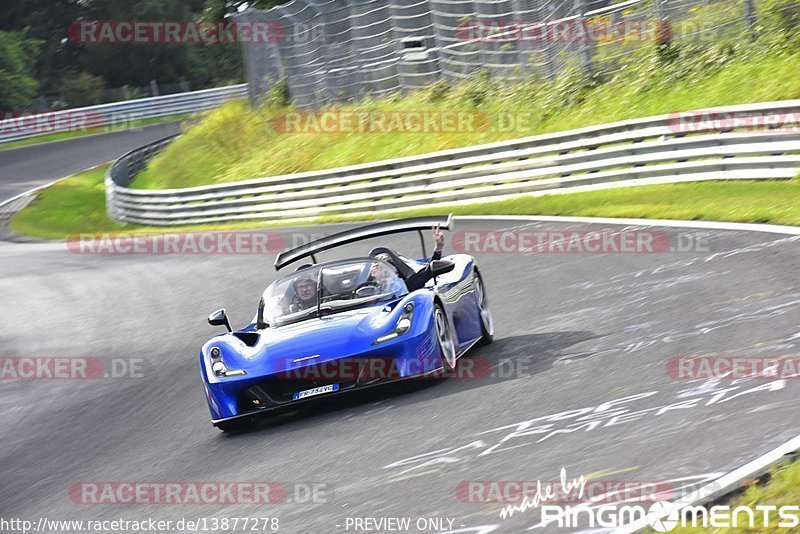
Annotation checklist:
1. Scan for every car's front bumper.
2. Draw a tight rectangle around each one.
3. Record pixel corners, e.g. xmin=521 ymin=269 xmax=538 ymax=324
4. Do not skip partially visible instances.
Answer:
xmin=204 ymin=329 xmax=441 ymax=424
xmin=209 ymin=363 xmax=444 ymax=426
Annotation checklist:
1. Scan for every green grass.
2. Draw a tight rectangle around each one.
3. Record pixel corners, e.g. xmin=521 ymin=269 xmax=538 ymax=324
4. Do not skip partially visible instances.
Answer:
xmin=0 ymin=115 xmax=192 ymax=151
xmin=132 ymin=34 xmax=800 ymax=190
xmin=8 ymin=164 xmax=282 ymax=239
xmin=10 ymin=165 xmax=128 ymax=237
xmin=11 ymin=165 xmax=800 ymax=239
xmin=654 ymin=456 xmax=800 ymax=533
xmin=388 ymin=180 xmax=800 ymax=225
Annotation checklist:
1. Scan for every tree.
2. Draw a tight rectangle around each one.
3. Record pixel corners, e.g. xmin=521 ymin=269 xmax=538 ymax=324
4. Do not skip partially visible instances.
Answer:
xmin=0 ymin=30 xmax=41 ymax=110
xmin=0 ymin=0 xmax=292 ymax=106
xmin=0 ymin=0 xmax=83 ymax=97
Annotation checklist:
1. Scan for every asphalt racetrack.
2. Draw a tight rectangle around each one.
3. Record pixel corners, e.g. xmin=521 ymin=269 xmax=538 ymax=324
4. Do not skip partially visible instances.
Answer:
xmin=0 ymin=122 xmax=181 ymax=202
xmin=1 ymin=217 xmax=799 ymax=533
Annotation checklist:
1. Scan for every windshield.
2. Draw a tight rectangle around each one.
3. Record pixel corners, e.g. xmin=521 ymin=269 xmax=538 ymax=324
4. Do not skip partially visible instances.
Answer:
xmin=260 ymin=260 xmax=408 ymax=327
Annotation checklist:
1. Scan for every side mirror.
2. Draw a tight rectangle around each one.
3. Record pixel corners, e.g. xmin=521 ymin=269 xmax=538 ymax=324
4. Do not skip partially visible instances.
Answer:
xmin=430 ymin=259 xmax=455 ymax=277
xmin=208 ymin=309 xmax=232 ymax=332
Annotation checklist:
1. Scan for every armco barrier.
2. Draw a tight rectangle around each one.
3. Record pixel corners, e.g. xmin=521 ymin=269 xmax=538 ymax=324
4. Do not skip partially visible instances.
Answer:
xmin=105 ymin=100 xmax=800 ymax=226
xmin=0 ymin=84 xmax=247 ymax=146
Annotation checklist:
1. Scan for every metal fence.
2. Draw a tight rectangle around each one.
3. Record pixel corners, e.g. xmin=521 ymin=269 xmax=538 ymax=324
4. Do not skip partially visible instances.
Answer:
xmin=0 ymin=84 xmax=248 ymax=147
xmin=235 ymin=0 xmax=760 ymax=108
xmin=105 ymin=100 xmax=800 ymax=226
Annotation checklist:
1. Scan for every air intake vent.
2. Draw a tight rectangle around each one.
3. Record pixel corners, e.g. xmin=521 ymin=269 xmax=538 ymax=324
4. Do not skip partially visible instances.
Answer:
xmin=232 ymin=332 xmax=260 ymax=347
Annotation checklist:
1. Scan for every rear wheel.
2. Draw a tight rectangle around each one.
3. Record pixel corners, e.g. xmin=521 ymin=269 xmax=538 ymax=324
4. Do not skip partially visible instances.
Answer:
xmin=434 ymin=304 xmax=457 ymax=372
xmin=474 ymin=271 xmax=494 ymax=345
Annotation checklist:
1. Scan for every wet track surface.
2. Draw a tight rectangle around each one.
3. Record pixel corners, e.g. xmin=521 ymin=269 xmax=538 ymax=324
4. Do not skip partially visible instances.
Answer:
xmin=0 ymin=219 xmax=798 ymax=532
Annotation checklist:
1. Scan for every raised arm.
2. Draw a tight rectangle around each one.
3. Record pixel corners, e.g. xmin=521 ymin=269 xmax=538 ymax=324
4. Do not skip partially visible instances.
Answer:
xmin=432 ymin=224 xmax=444 ymax=260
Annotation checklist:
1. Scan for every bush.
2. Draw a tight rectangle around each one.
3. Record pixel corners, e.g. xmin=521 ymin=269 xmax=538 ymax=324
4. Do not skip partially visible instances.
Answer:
xmin=61 ymin=72 xmax=105 ymax=107
xmin=449 ymin=70 xmax=495 ymax=106
xmin=425 ymin=79 xmax=451 ymax=103
xmin=762 ymin=0 xmax=800 ymax=32
xmin=265 ymin=77 xmax=291 ymax=108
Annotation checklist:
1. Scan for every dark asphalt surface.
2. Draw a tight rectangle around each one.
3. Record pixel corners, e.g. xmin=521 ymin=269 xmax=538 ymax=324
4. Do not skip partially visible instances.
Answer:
xmin=0 ymin=219 xmax=798 ymax=533
xmin=0 ymin=122 xmax=181 ymax=202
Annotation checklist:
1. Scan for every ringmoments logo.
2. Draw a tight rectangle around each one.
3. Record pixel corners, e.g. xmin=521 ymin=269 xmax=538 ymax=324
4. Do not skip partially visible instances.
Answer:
xmin=533 ymin=501 xmax=800 ymax=530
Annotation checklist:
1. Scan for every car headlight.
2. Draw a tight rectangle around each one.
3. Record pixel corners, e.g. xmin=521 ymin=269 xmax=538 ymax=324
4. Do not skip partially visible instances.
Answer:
xmin=374 ymin=302 xmax=414 ymax=344
xmin=208 ymin=346 xmax=246 ymax=377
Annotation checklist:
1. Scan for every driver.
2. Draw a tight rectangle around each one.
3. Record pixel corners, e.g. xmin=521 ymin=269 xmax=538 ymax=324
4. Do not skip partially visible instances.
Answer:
xmin=368 ymin=260 xmax=403 ymax=293
xmin=289 ymin=274 xmax=317 ymax=312
xmin=372 ymin=225 xmax=446 ymax=292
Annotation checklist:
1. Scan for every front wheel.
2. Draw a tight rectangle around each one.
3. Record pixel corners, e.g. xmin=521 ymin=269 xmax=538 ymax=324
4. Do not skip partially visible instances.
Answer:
xmin=474 ymin=271 xmax=494 ymax=345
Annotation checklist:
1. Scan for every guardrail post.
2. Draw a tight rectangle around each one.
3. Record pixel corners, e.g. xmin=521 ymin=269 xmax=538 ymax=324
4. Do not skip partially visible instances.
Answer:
xmin=653 ymin=0 xmax=663 ymax=21
xmin=576 ymin=0 xmax=593 ymax=74
xmin=653 ymin=0 xmax=672 ymax=47
xmin=744 ymin=0 xmax=758 ymax=40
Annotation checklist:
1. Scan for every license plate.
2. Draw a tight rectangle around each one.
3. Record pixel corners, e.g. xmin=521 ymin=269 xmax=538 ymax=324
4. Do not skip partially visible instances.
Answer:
xmin=292 ymin=383 xmax=339 ymax=401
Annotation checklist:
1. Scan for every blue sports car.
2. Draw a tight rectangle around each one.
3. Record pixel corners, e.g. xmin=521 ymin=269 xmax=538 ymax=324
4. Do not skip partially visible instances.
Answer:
xmin=199 ymin=215 xmax=494 ymax=431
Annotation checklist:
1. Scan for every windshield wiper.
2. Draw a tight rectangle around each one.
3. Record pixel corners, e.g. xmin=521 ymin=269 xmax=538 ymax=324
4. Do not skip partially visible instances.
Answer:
xmin=318 ymin=305 xmax=336 ymax=316
xmin=323 ymin=294 xmax=396 ymax=313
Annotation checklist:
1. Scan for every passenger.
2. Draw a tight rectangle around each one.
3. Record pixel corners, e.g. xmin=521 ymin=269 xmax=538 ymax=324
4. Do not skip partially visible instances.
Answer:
xmin=373 ymin=225 xmax=446 ymax=292
xmin=368 ymin=260 xmax=405 ymax=294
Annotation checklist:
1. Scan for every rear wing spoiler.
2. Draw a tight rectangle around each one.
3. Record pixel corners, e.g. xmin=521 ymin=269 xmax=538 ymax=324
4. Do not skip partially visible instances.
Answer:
xmin=274 ymin=214 xmax=453 ymax=271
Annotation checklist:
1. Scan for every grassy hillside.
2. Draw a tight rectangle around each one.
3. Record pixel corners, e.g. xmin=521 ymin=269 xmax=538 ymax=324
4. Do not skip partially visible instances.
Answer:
xmin=133 ymin=21 xmax=800 ymax=190
xmin=11 ymin=2 xmax=800 ymax=238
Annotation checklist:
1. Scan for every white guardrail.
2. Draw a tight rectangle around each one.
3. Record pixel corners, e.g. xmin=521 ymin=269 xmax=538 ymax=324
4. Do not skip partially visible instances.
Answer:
xmin=0 ymin=84 xmax=248 ymax=146
xmin=105 ymin=100 xmax=800 ymax=226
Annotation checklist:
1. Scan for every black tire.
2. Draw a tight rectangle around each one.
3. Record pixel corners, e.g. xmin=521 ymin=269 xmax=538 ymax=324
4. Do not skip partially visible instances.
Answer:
xmin=474 ymin=270 xmax=494 ymax=345
xmin=434 ymin=303 xmax=458 ymax=373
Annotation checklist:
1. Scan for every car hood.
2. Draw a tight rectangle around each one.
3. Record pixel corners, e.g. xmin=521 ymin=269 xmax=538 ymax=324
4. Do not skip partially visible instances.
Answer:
xmin=217 ymin=305 xmax=394 ymax=374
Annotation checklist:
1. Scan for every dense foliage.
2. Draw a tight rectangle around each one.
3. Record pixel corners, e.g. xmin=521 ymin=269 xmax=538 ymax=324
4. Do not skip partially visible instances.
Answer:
xmin=0 ymin=0 xmax=289 ymax=109
xmin=0 ymin=30 xmax=42 ymax=110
